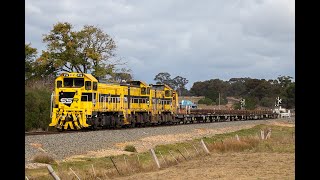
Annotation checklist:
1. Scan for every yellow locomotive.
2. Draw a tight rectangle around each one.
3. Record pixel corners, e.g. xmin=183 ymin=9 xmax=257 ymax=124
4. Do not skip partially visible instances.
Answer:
xmin=49 ymin=72 xmax=179 ymax=130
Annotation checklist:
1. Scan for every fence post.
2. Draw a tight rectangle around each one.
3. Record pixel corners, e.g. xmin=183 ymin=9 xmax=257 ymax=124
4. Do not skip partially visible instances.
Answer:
xmin=265 ymin=128 xmax=272 ymax=139
xmin=260 ymin=129 xmax=265 ymax=140
xmin=200 ymin=139 xmax=210 ymax=154
xmin=150 ymin=148 xmax=161 ymax=169
xmin=292 ymin=132 xmax=295 ymax=141
xmin=124 ymin=156 xmax=127 ymax=167
xmin=192 ymin=144 xmax=199 ymax=154
xmin=235 ymin=134 xmax=240 ymax=141
xmin=169 ymin=150 xmax=179 ymax=163
xmin=158 ymin=151 xmax=167 ymax=166
xmin=136 ymin=154 xmax=140 ymax=165
xmin=177 ymin=149 xmax=187 ymax=160
xmin=110 ymin=157 xmax=121 ymax=175
xmin=69 ymin=168 xmax=81 ymax=180
xmin=91 ymin=164 xmax=96 ymax=177
xmin=184 ymin=147 xmax=190 ymax=157
xmin=47 ymin=165 xmax=61 ymax=180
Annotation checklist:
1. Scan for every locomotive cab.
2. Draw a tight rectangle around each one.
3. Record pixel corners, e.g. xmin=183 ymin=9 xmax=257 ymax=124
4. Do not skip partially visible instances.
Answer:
xmin=150 ymin=84 xmax=173 ymax=112
xmin=126 ymin=80 xmax=151 ymax=111
xmin=50 ymin=72 xmax=98 ymax=130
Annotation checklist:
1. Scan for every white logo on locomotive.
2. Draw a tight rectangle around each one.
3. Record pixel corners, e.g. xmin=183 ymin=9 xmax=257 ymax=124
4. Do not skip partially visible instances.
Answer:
xmin=61 ymin=98 xmax=73 ymax=104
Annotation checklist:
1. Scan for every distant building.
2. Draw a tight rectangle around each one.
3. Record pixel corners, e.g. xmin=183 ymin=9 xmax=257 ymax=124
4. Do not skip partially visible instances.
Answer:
xmin=179 ymin=100 xmax=197 ymax=109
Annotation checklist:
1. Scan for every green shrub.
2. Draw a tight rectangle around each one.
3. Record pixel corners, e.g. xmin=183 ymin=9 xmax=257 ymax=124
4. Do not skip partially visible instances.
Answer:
xmin=33 ymin=153 xmax=55 ymax=164
xmin=25 ymin=86 xmax=52 ymax=131
xmin=260 ymin=97 xmax=275 ymax=108
xmin=215 ymin=97 xmax=228 ymax=105
xmin=198 ymin=98 xmax=213 ymax=105
xmin=124 ymin=145 xmax=137 ymax=152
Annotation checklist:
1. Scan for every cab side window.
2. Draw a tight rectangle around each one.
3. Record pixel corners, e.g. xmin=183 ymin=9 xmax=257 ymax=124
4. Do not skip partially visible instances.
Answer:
xmin=93 ymin=82 xmax=98 ymax=90
xmin=147 ymin=87 xmax=150 ymax=95
xmin=85 ymin=81 xmax=92 ymax=90
xmin=141 ymin=87 xmax=146 ymax=95
xmin=57 ymin=81 xmax=62 ymax=88
xmin=165 ymin=90 xmax=172 ymax=97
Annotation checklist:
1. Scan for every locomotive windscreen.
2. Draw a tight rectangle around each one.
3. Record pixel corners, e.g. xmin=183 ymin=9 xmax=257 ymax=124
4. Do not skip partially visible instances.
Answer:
xmin=63 ymin=78 xmax=84 ymax=87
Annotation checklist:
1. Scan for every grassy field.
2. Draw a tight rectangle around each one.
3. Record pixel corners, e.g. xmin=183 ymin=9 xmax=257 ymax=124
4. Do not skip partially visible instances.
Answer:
xmin=25 ymin=123 xmax=295 ymax=179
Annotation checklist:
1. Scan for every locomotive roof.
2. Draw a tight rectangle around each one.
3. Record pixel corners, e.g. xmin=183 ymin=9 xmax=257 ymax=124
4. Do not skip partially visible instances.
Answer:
xmin=150 ymin=84 xmax=172 ymax=90
xmin=59 ymin=72 xmax=98 ymax=82
xmin=84 ymin=74 xmax=98 ymax=81
xmin=127 ymin=80 xmax=148 ymax=87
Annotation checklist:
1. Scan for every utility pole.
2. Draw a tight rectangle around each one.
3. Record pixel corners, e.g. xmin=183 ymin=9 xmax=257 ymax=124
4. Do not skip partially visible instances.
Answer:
xmin=219 ymin=93 xmax=220 ymax=110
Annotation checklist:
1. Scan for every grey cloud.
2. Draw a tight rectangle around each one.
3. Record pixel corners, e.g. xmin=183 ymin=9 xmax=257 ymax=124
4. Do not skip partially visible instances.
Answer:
xmin=25 ymin=0 xmax=295 ymax=89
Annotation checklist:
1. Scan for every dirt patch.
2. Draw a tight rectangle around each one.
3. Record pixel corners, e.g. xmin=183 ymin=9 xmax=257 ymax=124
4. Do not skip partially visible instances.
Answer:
xmin=29 ymin=143 xmax=43 ymax=148
xmin=113 ymin=152 xmax=294 ymax=180
xmin=62 ymin=149 xmax=134 ymax=162
xmin=25 ymin=163 xmax=48 ymax=169
xmin=29 ymin=143 xmax=47 ymax=153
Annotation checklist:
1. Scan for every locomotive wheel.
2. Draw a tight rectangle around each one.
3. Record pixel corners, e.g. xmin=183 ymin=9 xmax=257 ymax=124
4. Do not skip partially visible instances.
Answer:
xmin=120 ymin=116 xmax=126 ymax=128
xmin=56 ymin=120 xmax=64 ymax=132
xmin=145 ymin=122 xmax=150 ymax=127
xmin=130 ymin=122 xmax=134 ymax=128
xmin=111 ymin=116 xmax=115 ymax=128
xmin=161 ymin=114 xmax=165 ymax=124
xmin=131 ymin=122 xmax=136 ymax=128
xmin=92 ymin=118 xmax=98 ymax=130
xmin=131 ymin=117 xmax=136 ymax=128
xmin=115 ymin=116 xmax=121 ymax=128
xmin=149 ymin=114 xmax=152 ymax=123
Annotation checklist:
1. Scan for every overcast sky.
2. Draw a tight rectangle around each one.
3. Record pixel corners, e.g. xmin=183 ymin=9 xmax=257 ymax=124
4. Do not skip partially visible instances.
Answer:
xmin=25 ymin=0 xmax=295 ymax=89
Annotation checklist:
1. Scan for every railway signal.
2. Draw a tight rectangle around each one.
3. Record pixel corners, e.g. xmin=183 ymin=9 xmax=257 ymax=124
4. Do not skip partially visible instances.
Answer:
xmin=275 ymin=97 xmax=282 ymax=107
xmin=240 ymin=99 xmax=245 ymax=110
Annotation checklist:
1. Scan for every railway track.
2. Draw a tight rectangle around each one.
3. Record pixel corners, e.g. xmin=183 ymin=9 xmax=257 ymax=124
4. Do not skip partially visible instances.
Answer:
xmin=25 ymin=130 xmax=83 ymax=136
xmin=25 ymin=115 xmax=277 ymax=136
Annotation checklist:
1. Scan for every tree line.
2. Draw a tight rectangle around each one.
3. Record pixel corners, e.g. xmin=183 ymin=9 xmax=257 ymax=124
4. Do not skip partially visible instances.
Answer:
xmin=153 ymin=72 xmax=295 ymax=110
xmin=189 ymin=76 xmax=295 ymax=109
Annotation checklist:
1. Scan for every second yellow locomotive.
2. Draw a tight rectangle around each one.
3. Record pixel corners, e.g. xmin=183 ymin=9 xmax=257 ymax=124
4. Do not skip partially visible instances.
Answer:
xmin=49 ymin=72 xmax=179 ymax=130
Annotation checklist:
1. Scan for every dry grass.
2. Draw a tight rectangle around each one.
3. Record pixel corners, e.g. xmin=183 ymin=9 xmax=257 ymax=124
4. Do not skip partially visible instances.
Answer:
xmin=116 ymin=152 xmax=294 ymax=180
xmin=207 ymin=136 xmax=260 ymax=153
xmin=26 ymin=123 xmax=295 ymax=180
